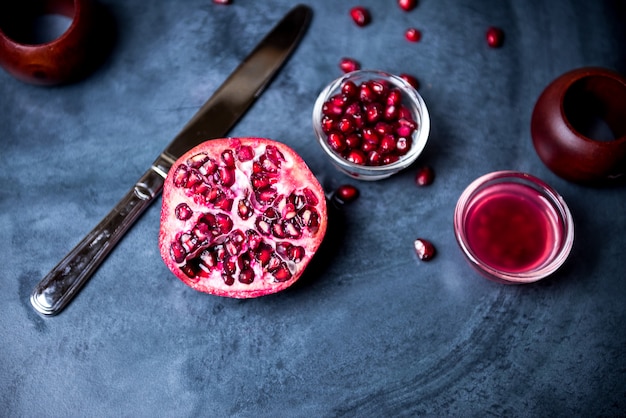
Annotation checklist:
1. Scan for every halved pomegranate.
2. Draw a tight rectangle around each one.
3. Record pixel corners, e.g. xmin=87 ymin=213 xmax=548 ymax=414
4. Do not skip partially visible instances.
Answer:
xmin=159 ymin=137 xmax=328 ymax=298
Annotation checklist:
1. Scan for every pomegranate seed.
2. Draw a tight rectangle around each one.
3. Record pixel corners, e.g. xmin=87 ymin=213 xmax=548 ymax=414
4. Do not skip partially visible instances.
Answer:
xmin=335 ymin=184 xmax=360 ymax=203
xmin=398 ymin=0 xmax=417 ymax=11
xmin=350 ymin=6 xmax=371 ymax=27
xmin=341 ymin=80 xmax=359 ymax=98
xmin=414 ymin=238 xmax=436 ymax=261
xmin=399 ymin=73 xmax=420 ymax=90
xmin=338 ymin=116 xmax=356 ymax=134
xmin=345 ymin=133 xmax=361 ymax=149
xmin=379 ymin=135 xmax=396 ymax=154
xmin=367 ymin=150 xmax=382 ymax=165
xmin=212 ymin=0 xmax=231 ymax=4
xmin=174 ymin=203 xmax=193 ymax=221
xmin=339 ymin=57 xmax=361 ymax=73
xmin=327 ymin=131 xmax=347 ymax=152
xmin=395 ymin=137 xmax=412 ymax=155
xmin=346 ymin=149 xmax=366 ymax=165
xmin=415 ymin=165 xmax=434 ymax=186
xmin=486 ymin=26 xmax=504 ymax=48
xmin=405 ymin=28 xmax=422 ymax=42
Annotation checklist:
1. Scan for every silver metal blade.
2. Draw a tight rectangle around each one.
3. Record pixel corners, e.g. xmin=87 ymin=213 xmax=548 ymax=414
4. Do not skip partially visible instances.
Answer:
xmin=163 ymin=4 xmax=313 ymax=160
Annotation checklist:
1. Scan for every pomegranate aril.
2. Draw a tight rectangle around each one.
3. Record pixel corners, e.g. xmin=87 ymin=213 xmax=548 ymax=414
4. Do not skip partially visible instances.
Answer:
xmin=236 ymin=145 xmax=254 ymax=162
xmin=386 ymin=88 xmax=402 ymax=106
xmin=486 ymin=26 xmax=504 ymax=48
xmin=327 ymin=131 xmax=347 ymax=152
xmin=361 ymin=140 xmax=378 ymax=153
xmin=398 ymin=0 xmax=417 ymax=11
xmin=187 ymin=153 xmax=208 ymax=168
xmin=345 ymin=134 xmax=361 ymax=149
xmin=222 ymin=273 xmax=235 ymax=286
xmin=334 ymin=184 xmax=360 ymax=204
xmin=237 ymin=199 xmax=252 ymax=220
xmin=367 ymin=150 xmax=382 ymax=165
xmin=216 ymin=166 xmax=235 ymax=187
xmin=256 ymin=187 xmax=277 ymax=205
xmin=170 ymin=241 xmax=186 ymax=264
xmin=385 ymin=104 xmax=399 ymax=121
xmin=199 ymin=158 xmax=218 ymax=176
xmin=172 ymin=165 xmax=189 ymax=188
xmin=271 ymin=263 xmax=292 ymax=282
xmin=379 ymin=135 xmax=397 ymax=154
xmin=395 ymin=137 xmax=412 ymax=155
xmin=415 ymin=165 xmax=435 ymax=186
xmin=321 ymin=115 xmax=335 ymax=133
xmin=399 ymin=73 xmax=420 ymax=90
xmin=221 ymin=149 xmax=235 ymax=167
xmin=302 ymin=188 xmax=319 ymax=206
xmin=349 ymin=6 xmax=371 ymax=27
xmin=359 ymin=83 xmax=376 ymax=103
xmin=405 ymin=28 xmax=422 ymax=42
xmin=212 ymin=0 xmax=231 ymax=4
xmin=365 ymin=102 xmax=383 ymax=123
xmin=175 ymin=203 xmax=193 ymax=221
xmin=338 ymin=117 xmax=356 ymax=134
xmin=289 ymin=245 xmax=305 ymax=263
xmin=346 ymin=149 xmax=366 ymax=165
xmin=339 ymin=57 xmax=361 ymax=73
xmin=238 ymin=268 xmax=254 ymax=284
xmin=361 ymin=127 xmax=380 ymax=144
xmin=341 ymin=80 xmax=359 ymax=98
xmin=414 ymin=238 xmax=436 ymax=261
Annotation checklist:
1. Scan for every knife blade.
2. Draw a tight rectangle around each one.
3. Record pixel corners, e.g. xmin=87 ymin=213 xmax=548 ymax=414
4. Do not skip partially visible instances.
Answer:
xmin=30 ymin=4 xmax=313 ymax=316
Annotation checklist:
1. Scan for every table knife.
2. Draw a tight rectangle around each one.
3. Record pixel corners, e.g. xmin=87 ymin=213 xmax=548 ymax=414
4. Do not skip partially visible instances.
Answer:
xmin=30 ymin=4 xmax=313 ymax=316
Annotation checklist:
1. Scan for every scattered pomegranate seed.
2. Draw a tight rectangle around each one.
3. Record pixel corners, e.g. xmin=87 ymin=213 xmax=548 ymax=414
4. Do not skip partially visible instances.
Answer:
xmin=212 ymin=0 xmax=232 ymax=4
xmin=413 ymin=238 xmax=436 ymax=261
xmin=334 ymin=184 xmax=360 ymax=204
xmin=350 ymin=6 xmax=372 ymax=27
xmin=405 ymin=28 xmax=422 ymax=42
xmin=398 ymin=0 xmax=417 ymax=11
xmin=486 ymin=26 xmax=504 ymax=48
xmin=399 ymin=73 xmax=420 ymax=90
xmin=415 ymin=165 xmax=434 ymax=186
xmin=339 ymin=57 xmax=361 ymax=73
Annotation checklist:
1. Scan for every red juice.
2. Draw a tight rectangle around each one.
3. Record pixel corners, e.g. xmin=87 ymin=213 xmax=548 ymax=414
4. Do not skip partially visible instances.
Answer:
xmin=464 ymin=182 xmax=558 ymax=273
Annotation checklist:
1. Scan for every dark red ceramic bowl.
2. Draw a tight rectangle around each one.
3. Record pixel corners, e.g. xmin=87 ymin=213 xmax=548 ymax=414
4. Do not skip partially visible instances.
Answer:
xmin=0 ymin=0 xmax=96 ymax=85
xmin=531 ymin=67 xmax=626 ymax=185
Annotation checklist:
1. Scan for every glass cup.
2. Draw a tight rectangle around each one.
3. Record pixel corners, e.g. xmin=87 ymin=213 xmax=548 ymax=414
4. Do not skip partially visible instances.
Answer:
xmin=312 ymin=70 xmax=430 ymax=180
xmin=454 ymin=171 xmax=574 ymax=284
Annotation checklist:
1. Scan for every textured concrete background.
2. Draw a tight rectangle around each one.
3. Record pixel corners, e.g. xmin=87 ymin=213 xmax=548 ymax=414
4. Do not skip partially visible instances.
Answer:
xmin=1 ymin=0 xmax=625 ymax=416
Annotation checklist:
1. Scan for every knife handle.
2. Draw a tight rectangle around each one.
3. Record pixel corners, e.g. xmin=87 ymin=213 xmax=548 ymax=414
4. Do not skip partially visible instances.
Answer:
xmin=30 ymin=156 xmax=172 ymax=316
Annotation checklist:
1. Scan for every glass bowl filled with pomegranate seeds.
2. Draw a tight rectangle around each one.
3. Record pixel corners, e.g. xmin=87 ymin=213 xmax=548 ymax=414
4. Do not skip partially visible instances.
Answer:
xmin=454 ymin=171 xmax=574 ymax=284
xmin=312 ymin=70 xmax=430 ymax=180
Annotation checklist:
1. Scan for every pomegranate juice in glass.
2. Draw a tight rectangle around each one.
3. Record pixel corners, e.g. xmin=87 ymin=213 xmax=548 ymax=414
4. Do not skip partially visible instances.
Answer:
xmin=454 ymin=171 xmax=574 ymax=284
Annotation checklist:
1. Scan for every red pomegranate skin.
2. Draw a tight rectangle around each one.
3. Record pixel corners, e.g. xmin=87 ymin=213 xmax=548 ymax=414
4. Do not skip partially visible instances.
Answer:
xmin=159 ymin=137 xmax=328 ymax=298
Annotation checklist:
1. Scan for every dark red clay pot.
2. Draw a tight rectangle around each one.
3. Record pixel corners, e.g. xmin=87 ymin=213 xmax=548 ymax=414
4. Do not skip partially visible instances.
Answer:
xmin=531 ymin=67 xmax=626 ymax=185
xmin=0 ymin=0 xmax=96 ymax=85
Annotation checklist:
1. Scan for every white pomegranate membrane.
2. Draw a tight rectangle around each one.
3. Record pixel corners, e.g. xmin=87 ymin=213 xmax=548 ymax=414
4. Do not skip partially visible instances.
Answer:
xmin=159 ymin=137 xmax=327 ymax=298
xmin=454 ymin=171 xmax=574 ymax=284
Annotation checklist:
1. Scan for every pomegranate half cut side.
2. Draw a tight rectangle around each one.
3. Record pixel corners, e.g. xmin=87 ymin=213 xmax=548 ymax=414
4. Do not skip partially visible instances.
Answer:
xmin=159 ymin=137 xmax=328 ymax=298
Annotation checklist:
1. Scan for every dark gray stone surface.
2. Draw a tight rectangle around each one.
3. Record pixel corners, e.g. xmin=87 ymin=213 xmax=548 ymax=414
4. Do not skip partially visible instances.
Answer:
xmin=1 ymin=0 xmax=625 ymax=416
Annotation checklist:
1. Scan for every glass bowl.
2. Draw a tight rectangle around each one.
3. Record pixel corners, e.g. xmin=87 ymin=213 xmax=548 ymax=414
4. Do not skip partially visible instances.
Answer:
xmin=453 ymin=171 xmax=574 ymax=284
xmin=312 ymin=70 xmax=430 ymax=180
